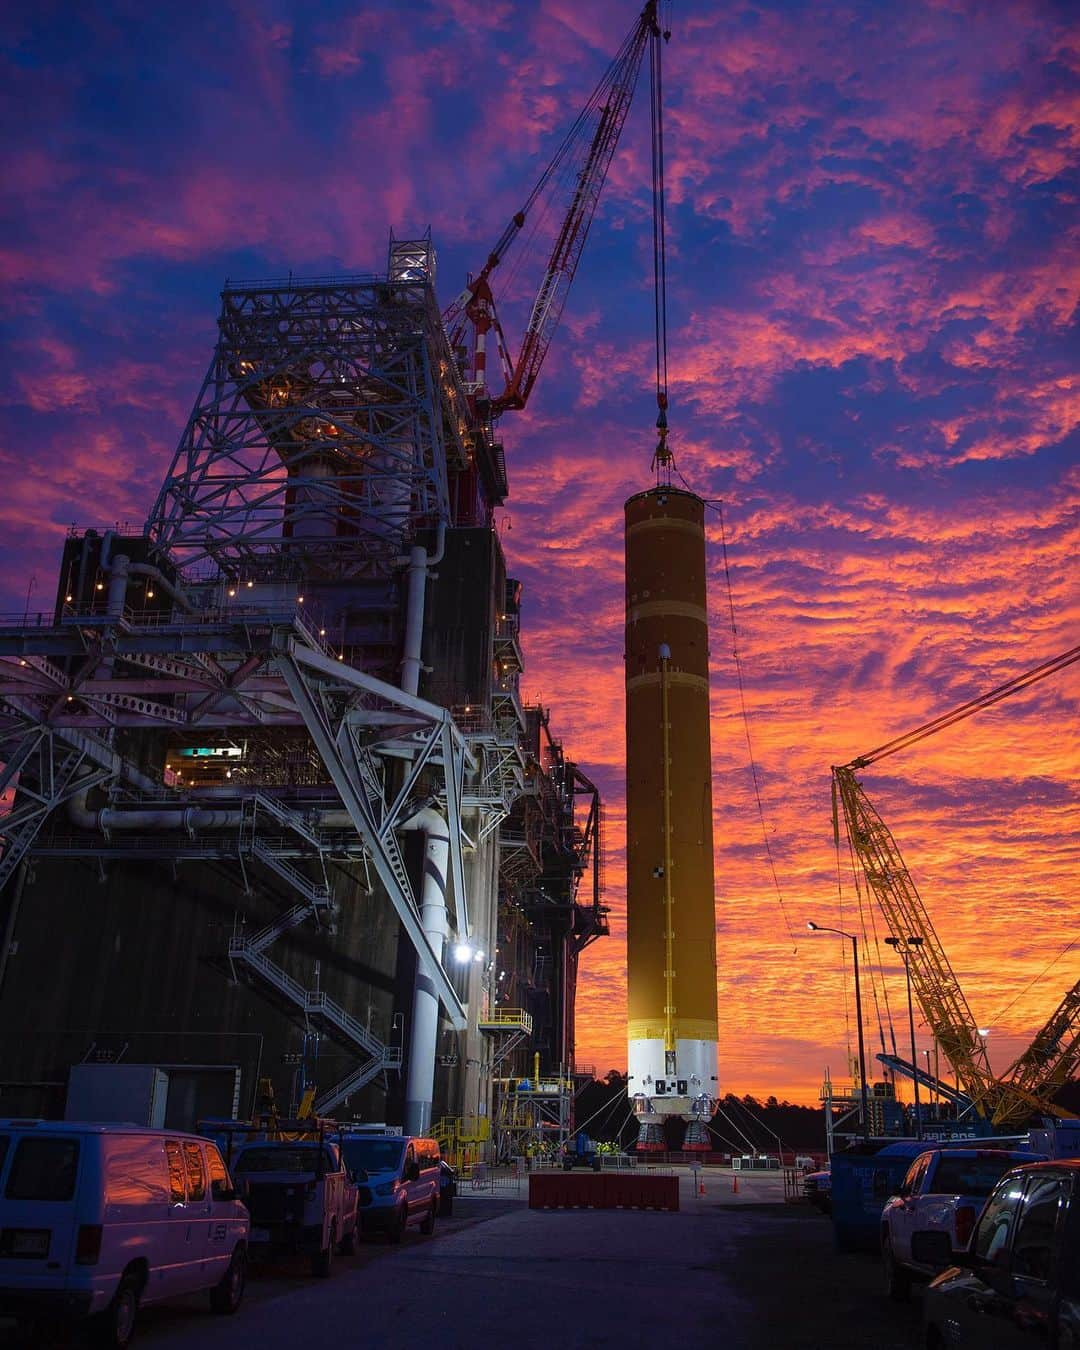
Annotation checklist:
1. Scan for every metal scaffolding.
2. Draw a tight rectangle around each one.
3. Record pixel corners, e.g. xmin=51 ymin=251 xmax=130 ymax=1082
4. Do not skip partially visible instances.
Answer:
xmin=0 ymin=239 xmax=489 ymax=1115
xmin=148 ymin=237 xmax=468 ymax=582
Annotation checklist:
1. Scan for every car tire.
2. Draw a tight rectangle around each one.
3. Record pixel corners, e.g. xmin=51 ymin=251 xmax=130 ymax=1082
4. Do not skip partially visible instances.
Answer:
xmin=420 ymin=1201 xmax=437 ymax=1236
xmin=882 ymin=1234 xmax=912 ymax=1302
xmin=312 ymin=1222 xmax=336 ymax=1278
xmin=387 ymin=1202 xmax=408 ymax=1244
xmin=210 ymin=1247 xmax=246 ymax=1315
xmin=88 ymin=1277 xmax=139 ymax=1349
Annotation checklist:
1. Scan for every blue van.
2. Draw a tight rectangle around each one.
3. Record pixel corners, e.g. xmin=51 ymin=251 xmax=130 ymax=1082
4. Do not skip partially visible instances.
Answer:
xmin=338 ymin=1135 xmax=441 ymax=1242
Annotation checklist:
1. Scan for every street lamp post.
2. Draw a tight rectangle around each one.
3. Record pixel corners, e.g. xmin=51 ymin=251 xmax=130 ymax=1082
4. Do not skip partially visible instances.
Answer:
xmin=807 ymin=922 xmax=870 ymax=1143
xmin=885 ymin=935 xmax=924 ymax=1141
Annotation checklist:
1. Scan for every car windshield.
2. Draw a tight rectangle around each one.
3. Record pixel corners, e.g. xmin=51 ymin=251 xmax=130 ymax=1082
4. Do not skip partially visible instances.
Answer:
xmin=934 ymin=1156 xmax=1022 ymax=1197
xmin=5 ymin=1137 xmax=80 ymax=1201
xmin=341 ymin=1138 xmax=405 ymax=1174
xmin=233 ymin=1146 xmax=331 ymax=1174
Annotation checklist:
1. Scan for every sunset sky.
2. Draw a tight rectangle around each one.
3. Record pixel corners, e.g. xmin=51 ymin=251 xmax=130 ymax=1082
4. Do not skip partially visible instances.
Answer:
xmin=2 ymin=0 xmax=1077 ymax=1105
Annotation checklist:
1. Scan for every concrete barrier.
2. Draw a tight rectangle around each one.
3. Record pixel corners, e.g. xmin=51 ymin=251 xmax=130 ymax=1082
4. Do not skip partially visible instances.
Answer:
xmin=529 ymin=1172 xmax=679 ymax=1211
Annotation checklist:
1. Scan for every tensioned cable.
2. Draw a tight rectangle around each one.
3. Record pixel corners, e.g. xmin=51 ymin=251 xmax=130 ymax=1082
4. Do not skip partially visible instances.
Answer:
xmin=831 ymin=782 xmax=854 ymax=1064
xmin=843 ymin=819 xmax=895 ymax=1057
xmin=989 ymin=934 xmax=1079 ymax=1028
xmin=667 ymin=469 xmax=798 ymax=946
xmin=728 ymin=1093 xmax=787 ymax=1156
xmin=649 ymin=16 xmax=668 ymax=424
xmin=707 ymin=1121 xmax=746 ymax=1153
xmin=713 ymin=1103 xmax=757 ymax=1153
xmin=714 ymin=498 xmax=798 ymax=948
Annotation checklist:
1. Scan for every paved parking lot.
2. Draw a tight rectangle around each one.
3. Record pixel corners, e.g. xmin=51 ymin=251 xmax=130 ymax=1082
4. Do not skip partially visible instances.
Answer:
xmin=1 ymin=1171 xmax=924 ymax=1349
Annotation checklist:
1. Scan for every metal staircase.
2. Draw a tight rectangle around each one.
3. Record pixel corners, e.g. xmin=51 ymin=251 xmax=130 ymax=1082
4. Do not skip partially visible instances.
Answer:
xmin=479 ymin=1008 xmax=534 ymax=1075
xmin=229 ymin=805 xmax=400 ymax=1114
xmin=228 ymin=942 xmax=401 ymax=1113
xmin=250 ymin=838 xmax=331 ymax=910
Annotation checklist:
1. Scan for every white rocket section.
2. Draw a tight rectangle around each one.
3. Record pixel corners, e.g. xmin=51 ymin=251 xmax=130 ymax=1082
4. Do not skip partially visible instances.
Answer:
xmin=627 ymin=1037 xmax=718 ymax=1118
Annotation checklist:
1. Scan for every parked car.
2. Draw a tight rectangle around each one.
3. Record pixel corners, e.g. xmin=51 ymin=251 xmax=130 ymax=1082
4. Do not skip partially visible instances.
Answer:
xmin=231 ymin=1135 xmax=358 ymax=1277
xmin=880 ymin=1147 xmax=1038 ymax=1301
xmin=803 ymin=1168 xmax=832 ymax=1213
xmin=916 ymin=1158 xmax=1080 ymax=1348
xmin=0 ymin=1118 xmax=248 ymax=1348
xmin=339 ymin=1134 xmax=441 ymax=1241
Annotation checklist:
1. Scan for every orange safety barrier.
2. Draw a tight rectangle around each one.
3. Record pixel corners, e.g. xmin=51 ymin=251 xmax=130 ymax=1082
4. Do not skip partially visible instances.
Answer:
xmin=529 ymin=1172 xmax=679 ymax=1212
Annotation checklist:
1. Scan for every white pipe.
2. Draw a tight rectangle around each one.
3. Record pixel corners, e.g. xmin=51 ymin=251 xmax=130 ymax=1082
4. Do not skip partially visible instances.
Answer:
xmin=401 ymin=807 xmax=451 ymax=1137
xmin=400 ymin=545 xmax=428 ymax=698
xmin=398 ymin=521 xmax=445 ymax=699
xmin=106 ymin=555 xmax=129 ymax=618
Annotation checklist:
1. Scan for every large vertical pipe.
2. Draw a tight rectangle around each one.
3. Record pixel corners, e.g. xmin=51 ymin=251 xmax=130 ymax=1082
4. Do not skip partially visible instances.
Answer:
xmin=624 ymin=486 xmax=719 ymax=1128
xmin=400 ymin=546 xmax=429 ymax=697
xmin=403 ymin=809 xmax=451 ymax=1137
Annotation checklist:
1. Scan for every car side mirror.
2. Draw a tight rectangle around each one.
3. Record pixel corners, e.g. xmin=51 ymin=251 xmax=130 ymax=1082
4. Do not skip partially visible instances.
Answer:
xmin=406 ymin=1163 xmax=420 ymax=1182
xmin=211 ymin=1182 xmax=237 ymax=1203
xmin=911 ymin=1231 xmax=962 ymax=1268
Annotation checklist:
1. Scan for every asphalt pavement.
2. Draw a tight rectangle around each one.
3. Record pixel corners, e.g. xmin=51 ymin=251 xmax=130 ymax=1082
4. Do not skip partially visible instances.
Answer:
xmin=1 ymin=1171 xmax=925 ymax=1350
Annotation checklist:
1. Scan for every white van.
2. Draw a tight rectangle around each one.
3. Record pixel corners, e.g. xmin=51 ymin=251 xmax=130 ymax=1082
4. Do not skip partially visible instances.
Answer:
xmin=0 ymin=1118 xmax=249 ymax=1347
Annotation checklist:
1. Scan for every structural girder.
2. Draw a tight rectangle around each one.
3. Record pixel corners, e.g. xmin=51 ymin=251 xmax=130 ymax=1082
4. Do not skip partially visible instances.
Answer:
xmin=146 ymin=275 xmax=469 ymax=579
xmin=0 ymin=604 xmax=475 ymax=1030
xmin=835 ymin=767 xmax=1076 ymax=1128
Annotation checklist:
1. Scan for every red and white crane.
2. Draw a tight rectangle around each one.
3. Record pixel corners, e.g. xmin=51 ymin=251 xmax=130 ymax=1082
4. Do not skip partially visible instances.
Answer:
xmin=445 ymin=1 xmax=672 ymax=455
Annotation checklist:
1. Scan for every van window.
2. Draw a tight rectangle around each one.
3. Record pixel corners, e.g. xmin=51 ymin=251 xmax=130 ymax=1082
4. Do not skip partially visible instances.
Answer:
xmin=974 ymin=1176 xmax=1026 ymax=1266
xmin=1013 ymin=1174 xmax=1067 ymax=1282
xmin=183 ymin=1142 xmax=207 ymax=1201
xmin=106 ymin=1136 xmax=168 ymax=1205
xmin=6 ymin=1138 xmax=79 ymax=1201
xmin=206 ymin=1145 xmax=232 ymax=1198
xmin=165 ymin=1140 xmax=186 ymax=1204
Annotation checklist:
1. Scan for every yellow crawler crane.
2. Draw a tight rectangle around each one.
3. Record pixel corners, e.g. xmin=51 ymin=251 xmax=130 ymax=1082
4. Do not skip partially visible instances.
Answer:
xmin=1000 ymin=979 xmax=1080 ymax=1109
xmin=833 ymin=643 xmax=1080 ymax=1131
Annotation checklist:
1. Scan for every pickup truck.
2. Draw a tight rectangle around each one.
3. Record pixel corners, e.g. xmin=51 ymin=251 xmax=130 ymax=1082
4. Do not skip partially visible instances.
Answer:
xmin=880 ymin=1147 xmax=1037 ymax=1301
xmin=917 ymin=1158 xmax=1080 ymax=1349
xmin=803 ymin=1168 xmax=832 ymax=1213
xmin=231 ymin=1136 xmax=359 ymax=1277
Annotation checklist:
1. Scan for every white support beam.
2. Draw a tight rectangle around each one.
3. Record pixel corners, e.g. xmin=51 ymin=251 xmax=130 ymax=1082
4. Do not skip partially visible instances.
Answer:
xmin=278 ymin=653 xmax=466 ymax=1029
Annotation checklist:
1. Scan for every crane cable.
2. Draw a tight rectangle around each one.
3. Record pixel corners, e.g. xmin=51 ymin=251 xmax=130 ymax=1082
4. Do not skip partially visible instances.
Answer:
xmin=715 ymin=499 xmax=799 ymax=948
xmin=649 ymin=8 xmax=671 ymax=478
xmin=989 ymin=934 xmax=1079 ymax=1029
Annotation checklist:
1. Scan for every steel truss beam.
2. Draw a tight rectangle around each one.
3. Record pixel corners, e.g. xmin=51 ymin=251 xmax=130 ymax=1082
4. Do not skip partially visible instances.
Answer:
xmin=146 ymin=275 xmax=470 ymax=579
xmin=0 ymin=606 xmax=474 ymax=1029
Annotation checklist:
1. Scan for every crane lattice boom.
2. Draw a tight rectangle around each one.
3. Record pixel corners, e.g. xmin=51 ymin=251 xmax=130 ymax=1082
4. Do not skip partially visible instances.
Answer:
xmin=835 ymin=767 xmax=1077 ymax=1129
xmin=1003 ymin=978 xmax=1080 ymax=1105
xmin=446 ymin=1 xmax=663 ymax=417
xmin=834 ymin=770 xmax=998 ymax=1105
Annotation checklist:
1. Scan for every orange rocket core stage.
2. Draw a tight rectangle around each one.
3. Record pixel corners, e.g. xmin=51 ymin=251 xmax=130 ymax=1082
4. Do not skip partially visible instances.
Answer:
xmin=624 ymin=487 xmax=719 ymax=1093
